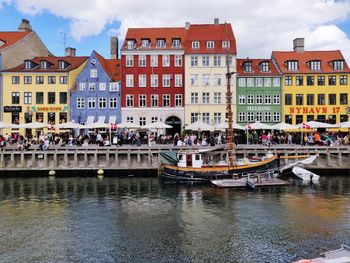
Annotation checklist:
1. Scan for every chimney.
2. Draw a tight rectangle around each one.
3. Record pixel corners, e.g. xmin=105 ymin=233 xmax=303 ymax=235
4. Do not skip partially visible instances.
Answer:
xmin=18 ymin=19 xmax=33 ymax=32
xmin=293 ymin=38 xmax=305 ymax=52
xmin=110 ymin=36 xmax=118 ymax=59
xmin=185 ymin=22 xmax=191 ymax=30
xmin=65 ymin=47 xmax=76 ymax=57
xmin=214 ymin=18 xmax=219 ymax=25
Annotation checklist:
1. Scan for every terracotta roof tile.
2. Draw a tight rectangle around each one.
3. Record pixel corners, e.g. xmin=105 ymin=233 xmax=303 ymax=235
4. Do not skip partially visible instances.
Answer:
xmin=94 ymin=51 xmax=121 ymax=81
xmin=237 ymin=58 xmax=281 ymax=76
xmin=272 ymin=50 xmax=350 ymax=74
xmin=0 ymin=31 xmax=32 ymax=51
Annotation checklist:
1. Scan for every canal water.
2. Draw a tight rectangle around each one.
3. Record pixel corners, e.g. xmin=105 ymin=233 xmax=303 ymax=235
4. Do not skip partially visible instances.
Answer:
xmin=0 ymin=176 xmax=350 ymax=263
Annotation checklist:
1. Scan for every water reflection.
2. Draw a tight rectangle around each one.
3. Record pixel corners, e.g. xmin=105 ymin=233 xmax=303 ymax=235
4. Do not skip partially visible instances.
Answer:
xmin=0 ymin=176 xmax=350 ymax=262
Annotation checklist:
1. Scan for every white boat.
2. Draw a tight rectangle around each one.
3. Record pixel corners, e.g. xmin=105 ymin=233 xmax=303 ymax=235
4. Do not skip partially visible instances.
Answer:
xmin=292 ymin=166 xmax=320 ymax=181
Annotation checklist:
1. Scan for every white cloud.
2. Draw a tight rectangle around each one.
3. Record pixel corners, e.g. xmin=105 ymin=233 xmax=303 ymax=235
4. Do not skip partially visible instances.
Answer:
xmin=6 ymin=0 xmax=350 ymax=59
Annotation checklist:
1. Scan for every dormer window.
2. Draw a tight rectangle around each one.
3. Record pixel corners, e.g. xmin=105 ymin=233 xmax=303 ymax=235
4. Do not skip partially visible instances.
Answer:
xmin=207 ymin=41 xmax=214 ymax=49
xmin=333 ymin=60 xmax=344 ymax=70
xmin=141 ymin=39 xmax=150 ymax=48
xmin=286 ymin=60 xmax=298 ymax=71
xmin=172 ymin=38 xmax=181 ymax=48
xmin=222 ymin=41 xmax=230 ymax=49
xmin=309 ymin=60 xmax=321 ymax=71
xmin=156 ymin=39 xmax=166 ymax=48
xmin=243 ymin=61 xmax=253 ymax=72
xmin=41 ymin=60 xmax=49 ymax=69
xmin=259 ymin=61 xmax=269 ymax=72
xmin=192 ymin=41 xmax=200 ymax=49
xmin=58 ymin=60 xmax=67 ymax=70
xmin=126 ymin=40 xmax=136 ymax=49
xmin=24 ymin=60 xmax=32 ymax=70
xmin=0 ymin=40 xmax=5 ymax=47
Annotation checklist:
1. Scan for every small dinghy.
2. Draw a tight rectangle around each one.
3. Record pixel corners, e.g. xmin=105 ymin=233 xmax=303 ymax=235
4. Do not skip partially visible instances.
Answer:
xmin=246 ymin=180 xmax=256 ymax=190
xmin=292 ymin=166 xmax=320 ymax=181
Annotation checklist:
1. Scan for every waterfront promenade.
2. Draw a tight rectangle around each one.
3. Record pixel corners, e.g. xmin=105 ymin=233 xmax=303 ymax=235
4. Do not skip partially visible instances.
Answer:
xmin=0 ymin=144 xmax=349 ymax=173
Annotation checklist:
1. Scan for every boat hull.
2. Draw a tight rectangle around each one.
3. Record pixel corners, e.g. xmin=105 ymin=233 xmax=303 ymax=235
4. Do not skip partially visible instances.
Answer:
xmin=160 ymin=156 xmax=279 ymax=183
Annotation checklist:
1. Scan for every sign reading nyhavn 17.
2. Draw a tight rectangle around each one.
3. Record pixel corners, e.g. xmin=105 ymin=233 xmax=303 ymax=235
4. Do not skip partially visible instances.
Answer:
xmin=289 ymin=106 xmax=341 ymax=114
xmin=4 ymin=106 xmax=22 ymax=112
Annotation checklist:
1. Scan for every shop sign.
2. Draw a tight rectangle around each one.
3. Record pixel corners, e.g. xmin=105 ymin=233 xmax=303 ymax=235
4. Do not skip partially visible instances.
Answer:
xmin=32 ymin=106 xmax=63 ymax=112
xmin=4 ymin=106 xmax=22 ymax=112
xmin=247 ymin=106 xmax=272 ymax=111
xmin=289 ymin=106 xmax=341 ymax=114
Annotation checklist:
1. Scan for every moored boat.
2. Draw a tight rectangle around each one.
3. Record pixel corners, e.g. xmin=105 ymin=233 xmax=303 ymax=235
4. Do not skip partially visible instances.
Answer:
xmin=292 ymin=166 xmax=320 ymax=181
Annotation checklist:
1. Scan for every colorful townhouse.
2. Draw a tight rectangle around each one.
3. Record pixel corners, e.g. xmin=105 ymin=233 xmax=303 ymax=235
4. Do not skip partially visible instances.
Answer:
xmin=236 ymin=59 xmax=282 ymax=125
xmin=1 ymin=51 xmax=87 ymax=136
xmin=184 ymin=19 xmax=237 ymax=125
xmin=272 ymin=38 xmax=350 ymax=125
xmin=120 ymin=27 xmax=186 ymax=135
xmin=70 ymin=49 xmax=121 ymax=126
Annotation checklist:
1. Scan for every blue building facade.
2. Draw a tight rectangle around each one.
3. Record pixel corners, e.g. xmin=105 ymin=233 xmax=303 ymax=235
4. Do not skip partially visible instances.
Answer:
xmin=70 ymin=51 xmax=121 ymax=125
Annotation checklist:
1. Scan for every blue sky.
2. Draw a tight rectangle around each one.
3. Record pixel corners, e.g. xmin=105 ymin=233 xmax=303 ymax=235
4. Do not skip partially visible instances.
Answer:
xmin=1 ymin=0 xmax=350 ymax=59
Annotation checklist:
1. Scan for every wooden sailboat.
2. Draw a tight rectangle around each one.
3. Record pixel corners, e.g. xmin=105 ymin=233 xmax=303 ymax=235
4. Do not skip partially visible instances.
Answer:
xmin=159 ymin=23 xmax=280 ymax=183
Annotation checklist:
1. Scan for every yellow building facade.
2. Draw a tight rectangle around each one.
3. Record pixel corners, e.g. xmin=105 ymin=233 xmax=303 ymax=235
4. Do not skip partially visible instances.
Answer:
xmin=1 ymin=56 xmax=87 ymax=136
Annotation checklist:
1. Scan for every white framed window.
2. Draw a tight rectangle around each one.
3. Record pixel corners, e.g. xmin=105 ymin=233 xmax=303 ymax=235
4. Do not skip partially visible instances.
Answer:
xmin=151 ymin=55 xmax=158 ymax=67
xmin=202 ymin=56 xmax=210 ymax=67
xmin=163 ymin=94 xmax=170 ymax=107
xmin=191 ymin=93 xmax=198 ymax=104
xmin=59 ymin=76 xmax=67 ymax=84
xmin=172 ymin=39 xmax=181 ymax=48
xmin=206 ymin=41 xmax=214 ymax=49
xmin=109 ymin=82 xmax=119 ymax=92
xmin=99 ymin=97 xmax=107 ymax=108
xmin=139 ymin=75 xmax=146 ymax=87
xmin=264 ymin=77 xmax=272 ymax=87
xmin=213 ymin=74 xmax=222 ymax=86
xmin=156 ymin=39 xmax=166 ymax=48
xmin=238 ymin=78 xmax=246 ymax=87
xmin=256 ymin=95 xmax=263 ymax=104
xmin=24 ymin=92 xmax=32 ymax=104
xmin=256 ymin=112 xmax=263 ymax=122
xmin=126 ymin=40 xmax=135 ymax=49
xmin=264 ymin=112 xmax=271 ymax=122
xmin=310 ymin=60 xmax=321 ymax=71
xmin=273 ymin=78 xmax=280 ymax=87
xmin=202 ymin=74 xmax=210 ymax=85
xmin=190 ymin=113 xmax=199 ymax=123
xmin=79 ymin=83 xmax=86 ymax=91
xmin=89 ymin=82 xmax=96 ymax=91
xmin=247 ymin=78 xmax=254 ymax=87
xmin=162 ymin=55 xmax=170 ymax=67
xmin=175 ymin=55 xmax=182 ymax=67
xmin=175 ymin=94 xmax=182 ymax=107
xmin=202 ymin=92 xmax=210 ymax=104
xmin=126 ymin=116 xmax=134 ymax=123
xmin=151 ymin=117 xmax=158 ymax=123
xmin=273 ymin=112 xmax=280 ymax=122
xmin=239 ymin=112 xmax=246 ymax=122
xmin=247 ymin=94 xmax=254 ymax=104
xmin=213 ymin=113 xmax=221 ymax=125
xmin=191 ymin=74 xmax=199 ymax=85
xmin=126 ymin=55 xmax=134 ymax=67
xmin=214 ymin=92 xmax=221 ymax=104
xmin=163 ymin=75 xmax=171 ymax=87
xmin=99 ymin=82 xmax=106 ymax=91
xmin=256 ymin=78 xmax=263 ymax=87
xmin=192 ymin=41 xmax=200 ymax=49
xmin=239 ymin=95 xmax=246 ymax=104
xmin=24 ymin=76 xmax=32 ymax=84
xmin=90 ymin=69 xmax=97 ymax=78
xmin=126 ymin=75 xmax=134 ymax=87
xmin=248 ymin=112 xmax=254 ymax=122
xmin=126 ymin=95 xmax=134 ymax=107
xmin=141 ymin=39 xmax=150 ymax=48
xmin=151 ymin=95 xmax=158 ymax=107
xmin=264 ymin=95 xmax=271 ymax=104
xmin=88 ymin=97 xmax=96 ymax=109
xmin=287 ymin=60 xmax=298 ymax=71
xmin=109 ymin=98 xmax=117 ymax=108
xmin=175 ymin=74 xmax=182 ymax=87
xmin=273 ymin=94 xmax=280 ymax=104
xmin=151 ymin=74 xmax=158 ymax=87
xmin=138 ymin=55 xmax=146 ymax=67
xmin=139 ymin=117 xmax=146 ymax=126
xmin=222 ymin=41 xmax=230 ymax=48
xmin=77 ymin=98 xmax=85 ymax=109
xmin=202 ymin=112 xmax=210 ymax=124
xmin=139 ymin=94 xmax=146 ymax=107
xmin=213 ymin=56 xmax=221 ymax=67
xmin=191 ymin=56 xmax=198 ymax=67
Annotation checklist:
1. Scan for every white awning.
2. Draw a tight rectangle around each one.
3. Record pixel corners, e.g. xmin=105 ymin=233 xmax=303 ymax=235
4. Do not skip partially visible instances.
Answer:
xmin=86 ymin=116 xmax=95 ymax=124
xmin=109 ymin=116 xmax=117 ymax=124
xmin=97 ymin=116 xmax=106 ymax=123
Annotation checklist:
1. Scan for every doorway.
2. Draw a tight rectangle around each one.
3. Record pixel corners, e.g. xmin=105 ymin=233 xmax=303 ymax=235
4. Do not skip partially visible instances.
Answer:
xmin=165 ymin=116 xmax=181 ymax=136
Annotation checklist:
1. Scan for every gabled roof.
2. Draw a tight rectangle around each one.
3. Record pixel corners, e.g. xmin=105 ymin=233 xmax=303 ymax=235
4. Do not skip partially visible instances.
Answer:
xmin=94 ymin=51 xmax=121 ymax=81
xmin=272 ymin=50 xmax=350 ymax=74
xmin=237 ymin=59 xmax=281 ymax=76
xmin=0 ymin=31 xmax=32 ymax=51
xmin=3 ymin=56 xmax=88 ymax=72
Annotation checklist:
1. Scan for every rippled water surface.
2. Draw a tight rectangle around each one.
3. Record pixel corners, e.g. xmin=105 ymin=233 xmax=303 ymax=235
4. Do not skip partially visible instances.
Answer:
xmin=1 ymin=175 xmax=350 ymax=263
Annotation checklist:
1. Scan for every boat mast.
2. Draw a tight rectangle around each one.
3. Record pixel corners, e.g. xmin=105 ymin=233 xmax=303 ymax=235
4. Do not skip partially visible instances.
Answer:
xmin=225 ymin=22 xmax=234 ymax=168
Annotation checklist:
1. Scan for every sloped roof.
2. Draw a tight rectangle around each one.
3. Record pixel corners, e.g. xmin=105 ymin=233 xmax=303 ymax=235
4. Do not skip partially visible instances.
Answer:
xmin=0 ymin=31 xmax=32 ymax=51
xmin=3 ymin=56 xmax=88 ymax=72
xmin=237 ymin=58 xmax=281 ymax=76
xmin=94 ymin=51 xmax=121 ymax=81
xmin=272 ymin=50 xmax=350 ymax=74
